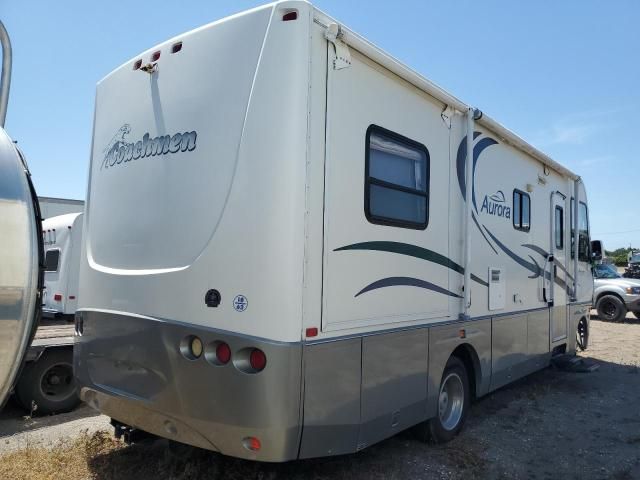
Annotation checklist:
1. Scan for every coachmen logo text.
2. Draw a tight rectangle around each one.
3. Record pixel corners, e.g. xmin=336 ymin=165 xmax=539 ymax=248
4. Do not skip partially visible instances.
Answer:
xmin=480 ymin=190 xmax=511 ymax=219
xmin=101 ymin=124 xmax=197 ymax=170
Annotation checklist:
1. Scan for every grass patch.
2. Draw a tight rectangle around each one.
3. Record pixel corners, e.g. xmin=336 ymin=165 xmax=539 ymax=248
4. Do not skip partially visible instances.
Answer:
xmin=0 ymin=430 xmax=121 ymax=480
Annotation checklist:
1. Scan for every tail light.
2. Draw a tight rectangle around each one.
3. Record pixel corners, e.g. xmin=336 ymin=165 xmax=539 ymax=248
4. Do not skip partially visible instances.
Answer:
xmin=216 ymin=342 xmax=231 ymax=364
xmin=54 ymin=294 xmax=62 ymax=301
xmin=249 ymin=349 xmax=267 ymax=371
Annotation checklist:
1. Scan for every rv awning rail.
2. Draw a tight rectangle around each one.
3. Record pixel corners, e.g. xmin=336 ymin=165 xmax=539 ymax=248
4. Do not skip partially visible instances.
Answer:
xmin=313 ymin=9 xmax=578 ymax=181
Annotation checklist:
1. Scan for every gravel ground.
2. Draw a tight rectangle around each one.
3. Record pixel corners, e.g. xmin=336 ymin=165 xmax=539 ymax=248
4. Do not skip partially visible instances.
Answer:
xmin=0 ymin=312 xmax=638 ymax=479
xmin=0 ymin=403 xmax=110 ymax=454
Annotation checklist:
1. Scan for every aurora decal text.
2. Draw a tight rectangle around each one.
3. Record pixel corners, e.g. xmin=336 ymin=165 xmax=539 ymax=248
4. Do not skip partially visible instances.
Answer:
xmin=480 ymin=190 xmax=511 ymax=219
xmin=100 ymin=124 xmax=197 ymax=170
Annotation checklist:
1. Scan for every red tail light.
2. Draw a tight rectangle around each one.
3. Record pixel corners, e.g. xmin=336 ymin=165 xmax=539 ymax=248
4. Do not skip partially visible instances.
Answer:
xmin=54 ymin=294 xmax=62 ymax=301
xmin=216 ymin=342 xmax=231 ymax=364
xmin=249 ymin=349 xmax=267 ymax=371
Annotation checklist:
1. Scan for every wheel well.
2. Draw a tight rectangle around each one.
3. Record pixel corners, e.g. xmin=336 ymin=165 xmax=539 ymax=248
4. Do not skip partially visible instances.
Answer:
xmin=595 ymin=291 xmax=625 ymax=306
xmin=451 ymin=344 xmax=481 ymax=400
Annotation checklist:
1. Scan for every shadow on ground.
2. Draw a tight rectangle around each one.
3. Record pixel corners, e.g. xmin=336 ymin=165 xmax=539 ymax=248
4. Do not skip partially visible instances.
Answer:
xmin=85 ymin=355 xmax=640 ymax=480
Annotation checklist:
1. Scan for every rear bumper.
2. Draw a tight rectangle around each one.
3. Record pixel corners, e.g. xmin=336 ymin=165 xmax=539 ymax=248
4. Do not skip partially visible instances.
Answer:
xmin=42 ymin=307 xmax=62 ymax=317
xmin=625 ymin=298 xmax=640 ymax=312
xmin=74 ymin=310 xmax=303 ymax=461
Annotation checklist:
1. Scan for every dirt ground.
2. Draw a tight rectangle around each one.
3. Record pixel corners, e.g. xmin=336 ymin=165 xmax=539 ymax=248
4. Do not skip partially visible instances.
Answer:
xmin=1 ymin=312 xmax=639 ymax=480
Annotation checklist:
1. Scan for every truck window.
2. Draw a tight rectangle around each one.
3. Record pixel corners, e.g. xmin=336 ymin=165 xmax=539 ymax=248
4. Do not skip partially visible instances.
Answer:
xmin=44 ymin=249 xmax=60 ymax=272
xmin=513 ymin=190 xmax=530 ymax=232
xmin=555 ymin=206 xmax=563 ymax=249
xmin=365 ymin=125 xmax=429 ymax=229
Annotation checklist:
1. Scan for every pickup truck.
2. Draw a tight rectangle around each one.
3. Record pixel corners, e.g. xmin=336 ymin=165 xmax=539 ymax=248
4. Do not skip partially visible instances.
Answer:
xmin=593 ymin=263 xmax=640 ymax=322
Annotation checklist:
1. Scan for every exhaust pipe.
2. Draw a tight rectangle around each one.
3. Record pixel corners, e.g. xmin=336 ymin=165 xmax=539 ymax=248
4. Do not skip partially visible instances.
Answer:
xmin=0 ymin=20 xmax=12 ymax=128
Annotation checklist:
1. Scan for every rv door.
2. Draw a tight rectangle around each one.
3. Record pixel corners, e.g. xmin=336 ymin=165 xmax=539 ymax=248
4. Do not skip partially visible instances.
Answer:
xmin=550 ymin=192 xmax=568 ymax=345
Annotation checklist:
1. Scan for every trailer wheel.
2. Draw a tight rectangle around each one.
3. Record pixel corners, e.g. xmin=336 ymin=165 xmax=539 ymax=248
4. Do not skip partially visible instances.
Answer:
xmin=427 ymin=356 xmax=470 ymax=443
xmin=596 ymin=295 xmax=626 ymax=322
xmin=15 ymin=349 xmax=79 ymax=415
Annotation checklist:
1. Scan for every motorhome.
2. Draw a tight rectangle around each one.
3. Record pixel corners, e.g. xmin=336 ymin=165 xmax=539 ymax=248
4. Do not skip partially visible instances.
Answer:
xmin=75 ymin=1 xmax=595 ymax=462
xmin=42 ymin=212 xmax=83 ymax=318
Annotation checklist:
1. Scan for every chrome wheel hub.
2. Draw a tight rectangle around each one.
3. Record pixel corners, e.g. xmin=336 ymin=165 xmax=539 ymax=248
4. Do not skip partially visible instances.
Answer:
xmin=438 ymin=372 xmax=464 ymax=431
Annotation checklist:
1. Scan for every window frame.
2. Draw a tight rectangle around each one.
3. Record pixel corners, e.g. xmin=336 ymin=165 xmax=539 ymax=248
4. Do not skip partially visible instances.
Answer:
xmin=555 ymin=205 xmax=564 ymax=249
xmin=364 ymin=124 xmax=430 ymax=230
xmin=512 ymin=189 xmax=531 ymax=232
xmin=44 ymin=248 xmax=61 ymax=273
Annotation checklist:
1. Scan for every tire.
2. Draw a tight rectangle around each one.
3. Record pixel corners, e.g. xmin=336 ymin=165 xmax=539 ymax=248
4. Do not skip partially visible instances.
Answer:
xmin=596 ymin=295 xmax=626 ymax=322
xmin=426 ymin=356 xmax=470 ymax=443
xmin=15 ymin=349 xmax=80 ymax=415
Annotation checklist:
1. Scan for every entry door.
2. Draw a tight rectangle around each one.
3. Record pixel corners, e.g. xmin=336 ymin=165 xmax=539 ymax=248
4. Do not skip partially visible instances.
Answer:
xmin=321 ymin=44 xmax=452 ymax=332
xmin=550 ymin=194 xmax=568 ymax=343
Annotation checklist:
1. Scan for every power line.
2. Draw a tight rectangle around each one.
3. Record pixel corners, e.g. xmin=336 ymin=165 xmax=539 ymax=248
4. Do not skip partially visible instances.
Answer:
xmin=592 ymin=228 xmax=640 ymax=236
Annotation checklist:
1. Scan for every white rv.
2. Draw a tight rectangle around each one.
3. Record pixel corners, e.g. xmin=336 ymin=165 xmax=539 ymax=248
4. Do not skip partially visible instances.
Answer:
xmin=42 ymin=212 xmax=83 ymax=318
xmin=76 ymin=1 xmax=596 ymax=462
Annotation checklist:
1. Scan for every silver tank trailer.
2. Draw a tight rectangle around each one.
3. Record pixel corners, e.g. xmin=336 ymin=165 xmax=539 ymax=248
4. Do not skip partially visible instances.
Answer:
xmin=0 ymin=19 xmax=43 ymax=408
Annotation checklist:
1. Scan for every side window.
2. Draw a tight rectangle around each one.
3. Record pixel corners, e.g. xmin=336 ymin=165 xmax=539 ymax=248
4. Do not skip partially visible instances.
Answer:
xmin=513 ymin=189 xmax=531 ymax=232
xmin=365 ymin=125 xmax=429 ymax=229
xmin=555 ymin=206 xmax=564 ymax=249
xmin=578 ymin=202 xmax=590 ymax=262
xmin=45 ymin=249 xmax=60 ymax=272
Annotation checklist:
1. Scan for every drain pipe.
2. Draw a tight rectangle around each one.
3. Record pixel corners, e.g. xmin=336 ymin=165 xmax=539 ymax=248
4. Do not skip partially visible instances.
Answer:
xmin=0 ymin=20 xmax=11 ymax=128
xmin=572 ymin=177 xmax=580 ymax=301
xmin=463 ymin=108 xmax=479 ymax=318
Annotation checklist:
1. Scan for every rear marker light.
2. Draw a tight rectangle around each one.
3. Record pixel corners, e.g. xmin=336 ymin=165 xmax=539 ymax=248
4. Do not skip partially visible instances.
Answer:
xmin=69 ymin=295 xmax=76 ymax=300
xmin=54 ymin=294 xmax=62 ymax=301
xmin=306 ymin=327 xmax=318 ymax=338
xmin=133 ymin=59 xmax=142 ymax=70
xmin=249 ymin=349 xmax=267 ymax=371
xmin=190 ymin=337 xmax=203 ymax=358
xmin=171 ymin=42 xmax=182 ymax=54
xmin=151 ymin=51 xmax=161 ymax=62
xmin=180 ymin=335 xmax=203 ymax=360
xmin=242 ymin=436 xmax=261 ymax=452
xmin=216 ymin=342 xmax=231 ymax=365
xmin=282 ymin=11 xmax=297 ymax=21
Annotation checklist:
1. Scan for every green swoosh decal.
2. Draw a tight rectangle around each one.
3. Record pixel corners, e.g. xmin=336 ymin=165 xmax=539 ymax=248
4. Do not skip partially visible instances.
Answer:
xmin=334 ymin=241 xmax=489 ymax=287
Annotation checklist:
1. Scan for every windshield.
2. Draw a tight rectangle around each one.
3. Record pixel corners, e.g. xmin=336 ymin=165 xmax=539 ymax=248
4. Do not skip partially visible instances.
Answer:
xmin=630 ymin=254 xmax=640 ymax=264
xmin=593 ymin=264 xmax=621 ymax=279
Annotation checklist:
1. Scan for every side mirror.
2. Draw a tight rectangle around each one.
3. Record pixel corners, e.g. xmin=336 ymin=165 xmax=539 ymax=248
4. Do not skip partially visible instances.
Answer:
xmin=591 ymin=240 xmax=603 ymax=262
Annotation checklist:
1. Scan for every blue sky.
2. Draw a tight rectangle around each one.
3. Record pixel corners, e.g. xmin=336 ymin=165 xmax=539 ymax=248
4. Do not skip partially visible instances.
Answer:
xmin=3 ymin=1 xmax=639 ymax=249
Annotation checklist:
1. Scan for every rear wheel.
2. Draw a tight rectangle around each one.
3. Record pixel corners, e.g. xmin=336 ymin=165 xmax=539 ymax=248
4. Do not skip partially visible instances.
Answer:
xmin=596 ymin=295 xmax=626 ymax=322
xmin=15 ymin=349 xmax=79 ymax=415
xmin=426 ymin=356 xmax=470 ymax=443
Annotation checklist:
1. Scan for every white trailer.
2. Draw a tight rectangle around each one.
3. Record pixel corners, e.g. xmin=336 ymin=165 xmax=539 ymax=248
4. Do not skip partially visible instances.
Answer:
xmin=42 ymin=212 xmax=83 ymax=317
xmin=76 ymin=1 xmax=596 ymax=461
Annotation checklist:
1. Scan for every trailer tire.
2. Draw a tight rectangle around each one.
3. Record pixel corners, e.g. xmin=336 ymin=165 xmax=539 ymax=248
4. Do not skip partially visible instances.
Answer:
xmin=596 ymin=295 xmax=626 ymax=322
xmin=426 ymin=356 xmax=470 ymax=443
xmin=15 ymin=349 xmax=79 ymax=415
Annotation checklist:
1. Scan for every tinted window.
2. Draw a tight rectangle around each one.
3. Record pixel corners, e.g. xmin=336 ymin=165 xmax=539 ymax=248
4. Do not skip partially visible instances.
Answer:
xmin=45 ymin=249 xmax=60 ymax=272
xmin=578 ymin=202 xmax=589 ymax=262
xmin=513 ymin=190 xmax=531 ymax=231
xmin=555 ymin=206 xmax=564 ymax=249
xmin=365 ymin=126 xmax=429 ymax=229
